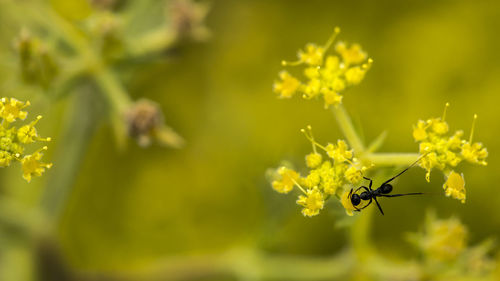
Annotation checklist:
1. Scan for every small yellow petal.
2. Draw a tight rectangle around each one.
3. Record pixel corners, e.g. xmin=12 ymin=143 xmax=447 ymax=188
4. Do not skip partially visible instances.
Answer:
xmin=443 ymin=171 xmax=466 ymax=203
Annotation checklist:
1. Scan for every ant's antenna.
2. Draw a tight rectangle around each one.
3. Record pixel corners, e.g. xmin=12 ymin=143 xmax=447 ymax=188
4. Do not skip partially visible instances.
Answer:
xmin=381 ymin=152 xmax=430 ymax=186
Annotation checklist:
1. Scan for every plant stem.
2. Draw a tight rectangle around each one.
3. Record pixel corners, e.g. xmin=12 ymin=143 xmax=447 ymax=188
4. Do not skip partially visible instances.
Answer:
xmin=331 ymin=104 xmax=365 ymax=153
xmin=123 ymin=248 xmax=353 ymax=281
xmin=40 ymin=88 xmax=102 ymax=222
xmin=364 ymin=153 xmax=420 ymax=166
xmin=93 ymin=67 xmax=133 ymax=114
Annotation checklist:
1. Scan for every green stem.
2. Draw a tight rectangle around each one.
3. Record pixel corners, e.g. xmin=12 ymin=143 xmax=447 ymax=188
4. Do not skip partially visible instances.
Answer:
xmin=40 ymin=88 xmax=102 ymax=222
xmin=126 ymin=28 xmax=178 ymax=59
xmin=364 ymin=153 xmax=419 ymax=166
xmin=331 ymin=104 xmax=365 ymax=153
xmin=125 ymin=248 xmax=353 ymax=281
xmin=350 ymin=205 xmax=376 ymax=262
xmin=93 ymin=67 xmax=133 ymax=114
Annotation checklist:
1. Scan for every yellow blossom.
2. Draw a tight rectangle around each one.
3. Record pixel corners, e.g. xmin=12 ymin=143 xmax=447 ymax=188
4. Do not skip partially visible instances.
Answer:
xmin=417 ymin=215 xmax=467 ymax=262
xmin=414 ymin=105 xmax=487 ymax=202
xmin=322 ymin=89 xmax=343 ymax=108
xmin=335 ymin=42 xmax=367 ymax=66
xmin=341 ymin=190 xmax=356 ymax=216
xmin=271 ymin=126 xmax=372 ymax=218
xmin=0 ymin=151 xmax=15 ymax=167
xmin=273 ymin=71 xmax=301 ymax=98
xmin=271 ymin=166 xmax=299 ymax=194
xmin=345 ymin=165 xmax=364 ymax=184
xmin=344 ymin=66 xmax=365 ymax=85
xmin=303 ymin=169 xmax=321 ymax=188
xmin=297 ymin=44 xmax=324 ymax=66
xmin=0 ymin=98 xmax=29 ymax=123
xmin=305 ymin=152 xmax=322 ymax=168
xmin=302 ymin=78 xmax=321 ymax=98
xmin=412 ymin=120 xmax=428 ymax=141
xmin=430 ymin=118 xmax=449 ymax=135
xmin=0 ymin=98 xmax=52 ymax=181
xmin=17 ymin=115 xmax=50 ymax=144
xmin=443 ymin=171 xmax=466 ymax=203
xmin=21 ymin=147 xmax=52 ymax=182
xmin=326 ymin=140 xmax=353 ymax=163
xmin=296 ymin=187 xmax=324 ymax=217
xmin=276 ymin=28 xmax=371 ymax=109
xmin=461 ymin=142 xmax=488 ymax=166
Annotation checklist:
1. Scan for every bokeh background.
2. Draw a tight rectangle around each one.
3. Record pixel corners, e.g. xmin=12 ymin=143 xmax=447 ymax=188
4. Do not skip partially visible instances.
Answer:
xmin=0 ymin=0 xmax=499 ymax=279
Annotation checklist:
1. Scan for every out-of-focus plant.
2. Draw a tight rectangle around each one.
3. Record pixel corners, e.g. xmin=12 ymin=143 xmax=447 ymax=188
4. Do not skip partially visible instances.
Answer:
xmin=0 ymin=0 xmax=209 ymax=280
xmin=408 ymin=212 xmax=496 ymax=281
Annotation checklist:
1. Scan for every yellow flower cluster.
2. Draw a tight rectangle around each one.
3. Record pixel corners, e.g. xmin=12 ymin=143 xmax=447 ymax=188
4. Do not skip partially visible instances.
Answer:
xmin=413 ymin=103 xmax=487 ymax=203
xmin=270 ymin=126 xmax=367 ymax=217
xmin=0 ymin=98 xmax=52 ymax=182
xmin=273 ymin=27 xmax=372 ymax=108
xmin=410 ymin=213 xmax=467 ymax=262
xmin=409 ymin=213 xmax=496 ymax=279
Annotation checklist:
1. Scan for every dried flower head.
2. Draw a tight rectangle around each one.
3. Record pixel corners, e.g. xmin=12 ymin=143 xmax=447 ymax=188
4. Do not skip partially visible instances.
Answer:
xmin=168 ymin=0 xmax=210 ymax=41
xmin=13 ymin=29 xmax=58 ymax=89
xmin=125 ymin=99 xmax=184 ymax=148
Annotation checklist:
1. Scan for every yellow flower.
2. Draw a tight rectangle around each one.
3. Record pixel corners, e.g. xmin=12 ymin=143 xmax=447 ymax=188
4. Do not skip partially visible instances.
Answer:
xmin=0 ymin=98 xmax=52 ymax=181
xmin=276 ymin=29 xmax=371 ymax=108
xmin=345 ymin=164 xmax=365 ymax=184
xmin=273 ymin=71 xmax=301 ymax=98
xmin=0 ymin=151 xmax=15 ymax=167
xmin=326 ymin=140 xmax=353 ymax=163
xmin=17 ymin=115 xmax=50 ymax=144
xmin=430 ymin=118 xmax=449 ymax=135
xmin=418 ymin=215 xmax=467 ymax=262
xmin=303 ymin=169 xmax=321 ymax=188
xmin=344 ymin=66 xmax=365 ymax=85
xmin=414 ymin=105 xmax=487 ymax=203
xmin=443 ymin=171 xmax=466 ymax=203
xmin=335 ymin=42 xmax=367 ymax=66
xmin=271 ymin=166 xmax=299 ymax=194
xmin=322 ymin=89 xmax=343 ymax=108
xmin=461 ymin=142 xmax=488 ymax=166
xmin=21 ymin=147 xmax=52 ymax=182
xmin=341 ymin=190 xmax=356 ymax=216
xmin=302 ymin=78 xmax=321 ymax=98
xmin=296 ymin=187 xmax=324 ymax=217
xmin=298 ymin=44 xmax=324 ymax=65
xmin=412 ymin=120 xmax=428 ymax=141
xmin=305 ymin=152 xmax=322 ymax=168
xmin=0 ymin=98 xmax=29 ymax=123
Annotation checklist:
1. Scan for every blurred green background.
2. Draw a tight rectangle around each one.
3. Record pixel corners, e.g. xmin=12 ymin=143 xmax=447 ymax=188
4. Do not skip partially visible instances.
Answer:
xmin=0 ymin=0 xmax=499 ymax=277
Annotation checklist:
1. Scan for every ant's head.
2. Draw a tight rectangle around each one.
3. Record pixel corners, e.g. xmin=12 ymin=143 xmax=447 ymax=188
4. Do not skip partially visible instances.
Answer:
xmin=350 ymin=193 xmax=361 ymax=206
xmin=380 ymin=183 xmax=393 ymax=194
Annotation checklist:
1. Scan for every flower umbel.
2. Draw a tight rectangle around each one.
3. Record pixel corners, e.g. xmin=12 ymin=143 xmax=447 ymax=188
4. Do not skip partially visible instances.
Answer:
xmin=413 ymin=103 xmax=487 ymax=203
xmin=0 ymin=98 xmax=52 ymax=182
xmin=275 ymin=27 xmax=372 ymax=108
xmin=270 ymin=126 xmax=369 ymax=217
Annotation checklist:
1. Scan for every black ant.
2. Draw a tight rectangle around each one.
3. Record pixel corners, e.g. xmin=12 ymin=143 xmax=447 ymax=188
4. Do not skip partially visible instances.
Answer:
xmin=348 ymin=155 xmax=427 ymax=215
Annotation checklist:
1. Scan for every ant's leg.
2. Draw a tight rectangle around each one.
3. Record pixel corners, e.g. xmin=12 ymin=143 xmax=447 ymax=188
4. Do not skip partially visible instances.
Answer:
xmin=363 ymin=177 xmax=373 ymax=188
xmin=354 ymin=186 xmax=368 ymax=193
xmin=357 ymin=197 xmax=372 ymax=210
xmin=372 ymin=196 xmax=384 ymax=215
xmin=380 ymin=192 xmax=423 ymax=197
